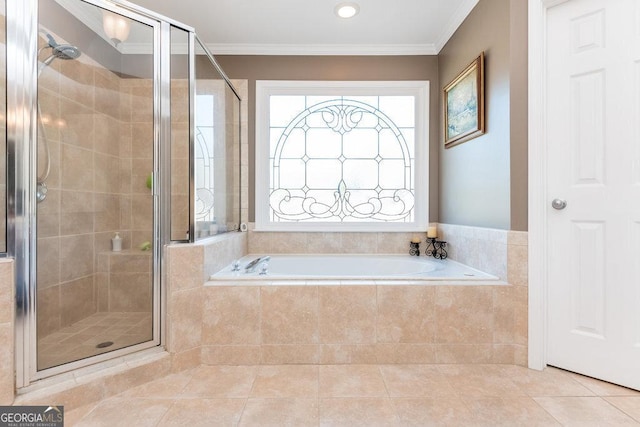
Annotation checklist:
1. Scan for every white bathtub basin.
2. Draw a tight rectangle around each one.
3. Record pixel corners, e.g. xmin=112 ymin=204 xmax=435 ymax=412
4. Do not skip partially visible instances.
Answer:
xmin=210 ymin=254 xmax=499 ymax=282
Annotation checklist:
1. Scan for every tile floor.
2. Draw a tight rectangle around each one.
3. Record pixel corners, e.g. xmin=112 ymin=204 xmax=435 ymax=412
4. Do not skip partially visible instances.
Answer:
xmin=65 ymin=363 xmax=640 ymax=426
xmin=38 ymin=312 xmax=152 ymax=370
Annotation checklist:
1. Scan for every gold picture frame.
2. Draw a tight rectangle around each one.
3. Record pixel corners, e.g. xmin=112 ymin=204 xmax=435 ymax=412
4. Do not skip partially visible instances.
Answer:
xmin=443 ymin=52 xmax=485 ymax=148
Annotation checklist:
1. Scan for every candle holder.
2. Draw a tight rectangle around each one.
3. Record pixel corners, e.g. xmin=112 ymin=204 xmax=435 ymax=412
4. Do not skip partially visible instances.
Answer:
xmin=425 ymin=238 xmax=448 ymax=259
xmin=409 ymin=241 xmax=420 ymax=256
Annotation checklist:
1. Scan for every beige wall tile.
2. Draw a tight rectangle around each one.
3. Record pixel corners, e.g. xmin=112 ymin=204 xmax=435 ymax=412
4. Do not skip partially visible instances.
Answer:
xmin=130 ymin=195 xmax=152 ymax=231
xmin=435 ymin=344 xmax=494 ymax=364
xmin=319 ymin=286 xmax=376 ymax=344
xmin=320 ymin=344 xmax=377 ymax=364
xmin=203 ymin=233 xmax=247 ymax=279
xmin=60 ymin=234 xmax=94 ymax=281
xmin=202 ymin=287 xmax=260 ymax=345
xmin=61 ymin=144 xmax=94 ymax=191
xmin=94 ymin=70 xmax=120 ymax=120
xmin=16 ymin=379 xmax=104 ymax=410
xmin=37 ymin=286 xmax=61 ymax=337
xmin=340 ymin=233 xmax=379 ymax=254
xmin=306 ymin=233 xmax=343 ymax=253
xmin=168 ymin=288 xmax=202 ymax=352
xmin=0 ymin=261 xmax=14 ymax=324
xmin=491 ymin=344 xmax=517 ymax=364
xmin=59 ymin=97 xmax=94 ymax=150
xmin=261 ymin=345 xmax=320 ymax=364
xmin=101 ymin=355 xmax=171 ymax=397
xmin=435 ymin=287 xmax=493 ymax=344
xmin=130 ymin=87 xmax=153 ymax=123
xmin=0 ymin=324 xmax=14 ymax=405
xmin=514 ymin=285 xmax=528 ymax=346
xmin=493 ymin=286 xmax=515 ymax=344
xmin=37 ymin=237 xmax=61 ymax=289
xmin=109 ymin=252 xmax=151 ymax=273
xmin=60 ymin=277 xmax=95 ymax=326
xmin=170 ymin=347 xmax=201 ymax=373
xmin=376 ymin=232 xmax=414 ymax=254
xmin=377 ymin=286 xmax=435 ymax=343
xmin=508 ymin=243 xmax=529 ymax=286
xmin=109 ymin=273 xmax=152 ymax=312
xmin=261 ymin=286 xmax=318 ymax=344
xmin=93 ymin=153 xmax=120 ymax=194
xmin=166 ymin=244 xmax=204 ymax=292
xmin=201 ymin=345 xmax=261 ymax=365
xmin=59 ymin=61 xmax=94 ymax=108
xmin=514 ymin=344 xmax=528 ymax=367
xmin=375 ymin=343 xmax=437 ymax=364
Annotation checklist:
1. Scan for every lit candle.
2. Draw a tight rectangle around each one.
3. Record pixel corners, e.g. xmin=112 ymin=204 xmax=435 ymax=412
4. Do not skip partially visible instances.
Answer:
xmin=427 ymin=226 xmax=437 ymax=238
xmin=411 ymin=236 xmax=421 ymax=244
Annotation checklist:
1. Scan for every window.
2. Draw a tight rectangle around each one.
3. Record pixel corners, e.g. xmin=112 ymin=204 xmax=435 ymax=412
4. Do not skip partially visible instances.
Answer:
xmin=255 ymin=81 xmax=429 ymax=231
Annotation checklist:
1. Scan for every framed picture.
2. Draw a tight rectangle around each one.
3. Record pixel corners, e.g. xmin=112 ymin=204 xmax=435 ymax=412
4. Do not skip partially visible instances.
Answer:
xmin=443 ymin=52 xmax=485 ymax=148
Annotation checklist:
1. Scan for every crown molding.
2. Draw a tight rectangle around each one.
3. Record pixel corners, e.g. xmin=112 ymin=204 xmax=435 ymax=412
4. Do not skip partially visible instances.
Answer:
xmin=435 ymin=0 xmax=479 ymax=52
xmin=205 ymin=43 xmax=438 ymax=56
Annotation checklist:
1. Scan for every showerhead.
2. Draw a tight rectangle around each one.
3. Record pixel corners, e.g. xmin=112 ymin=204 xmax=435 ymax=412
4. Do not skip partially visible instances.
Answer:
xmin=39 ymin=33 xmax=81 ymax=69
xmin=51 ymin=44 xmax=81 ymax=60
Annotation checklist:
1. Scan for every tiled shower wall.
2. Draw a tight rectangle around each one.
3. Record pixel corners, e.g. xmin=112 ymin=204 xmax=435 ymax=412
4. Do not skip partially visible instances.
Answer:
xmin=0 ymin=259 xmax=14 ymax=405
xmin=36 ymin=47 xmax=153 ymax=337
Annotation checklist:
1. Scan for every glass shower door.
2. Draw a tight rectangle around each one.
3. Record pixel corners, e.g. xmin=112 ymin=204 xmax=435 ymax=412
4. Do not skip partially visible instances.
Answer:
xmin=36 ymin=0 xmax=157 ymax=371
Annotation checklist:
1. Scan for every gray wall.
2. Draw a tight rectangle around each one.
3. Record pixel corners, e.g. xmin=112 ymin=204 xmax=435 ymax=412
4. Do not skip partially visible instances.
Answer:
xmin=215 ymin=55 xmax=440 ymax=223
xmin=509 ymin=0 xmax=529 ymax=231
xmin=438 ymin=0 xmax=527 ymax=230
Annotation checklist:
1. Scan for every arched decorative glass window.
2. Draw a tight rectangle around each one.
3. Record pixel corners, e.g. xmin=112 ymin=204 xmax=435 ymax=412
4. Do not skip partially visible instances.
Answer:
xmin=256 ymin=81 xmax=429 ymax=232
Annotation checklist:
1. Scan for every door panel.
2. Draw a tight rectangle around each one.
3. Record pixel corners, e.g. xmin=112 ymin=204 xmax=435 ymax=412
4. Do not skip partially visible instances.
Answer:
xmin=547 ymin=0 xmax=640 ymax=390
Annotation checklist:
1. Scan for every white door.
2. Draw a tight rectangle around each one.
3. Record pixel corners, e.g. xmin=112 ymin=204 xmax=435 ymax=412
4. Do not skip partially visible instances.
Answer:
xmin=546 ymin=0 xmax=640 ymax=390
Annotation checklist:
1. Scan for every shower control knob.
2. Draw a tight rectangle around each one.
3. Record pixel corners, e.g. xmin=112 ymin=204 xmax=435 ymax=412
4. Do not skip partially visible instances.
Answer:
xmin=551 ymin=199 xmax=567 ymax=210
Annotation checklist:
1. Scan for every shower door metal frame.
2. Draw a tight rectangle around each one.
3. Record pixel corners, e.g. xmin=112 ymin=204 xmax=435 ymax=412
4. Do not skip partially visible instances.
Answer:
xmin=6 ymin=0 xmax=191 ymax=388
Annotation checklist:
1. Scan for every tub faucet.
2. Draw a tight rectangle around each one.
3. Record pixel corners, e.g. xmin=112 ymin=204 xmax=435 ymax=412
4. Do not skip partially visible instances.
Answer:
xmin=244 ymin=256 xmax=271 ymax=273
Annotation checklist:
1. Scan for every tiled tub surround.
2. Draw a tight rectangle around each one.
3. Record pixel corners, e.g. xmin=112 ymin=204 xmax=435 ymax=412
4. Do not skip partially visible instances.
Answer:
xmin=165 ymin=232 xmax=248 ymax=371
xmin=201 ymin=283 xmax=526 ymax=366
xmin=209 ymin=224 xmax=528 ymax=366
xmin=247 ymin=223 xmax=527 ymax=284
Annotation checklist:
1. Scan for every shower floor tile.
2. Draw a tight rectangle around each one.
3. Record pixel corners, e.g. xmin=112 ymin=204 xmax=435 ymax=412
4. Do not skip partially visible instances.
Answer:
xmin=37 ymin=311 xmax=153 ymax=370
xmin=63 ymin=364 xmax=640 ymax=426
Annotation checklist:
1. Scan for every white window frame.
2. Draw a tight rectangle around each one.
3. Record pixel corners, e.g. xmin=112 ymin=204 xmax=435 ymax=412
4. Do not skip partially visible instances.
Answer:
xmin=255 ymin=80 xmax=429 ymax=232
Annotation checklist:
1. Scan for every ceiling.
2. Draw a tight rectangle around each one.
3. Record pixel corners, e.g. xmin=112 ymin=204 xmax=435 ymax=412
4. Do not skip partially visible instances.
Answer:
xmin=118 ymin=0 xmax=479 ymax=55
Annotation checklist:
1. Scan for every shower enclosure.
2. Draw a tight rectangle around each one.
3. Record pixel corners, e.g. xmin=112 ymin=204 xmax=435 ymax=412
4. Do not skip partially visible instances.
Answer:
xmin=3 ymin=0 xmax=241 ymax=387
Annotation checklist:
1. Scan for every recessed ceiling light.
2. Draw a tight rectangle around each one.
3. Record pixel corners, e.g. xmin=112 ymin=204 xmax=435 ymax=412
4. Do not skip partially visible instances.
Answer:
xmin=334 ymin=2 xmax=360 ymax=19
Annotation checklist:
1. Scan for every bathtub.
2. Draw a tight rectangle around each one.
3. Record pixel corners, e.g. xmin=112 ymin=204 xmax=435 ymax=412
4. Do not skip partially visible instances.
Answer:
xmin=202 ymin=254 xmax=521 ymax=366
xmin=209 ymin=254 xmax=500 ymax=283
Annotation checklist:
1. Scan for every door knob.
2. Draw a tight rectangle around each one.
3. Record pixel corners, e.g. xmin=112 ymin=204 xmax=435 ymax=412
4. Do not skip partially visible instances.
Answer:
xmin=551 ymin=199 xmax=567 ymax=210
